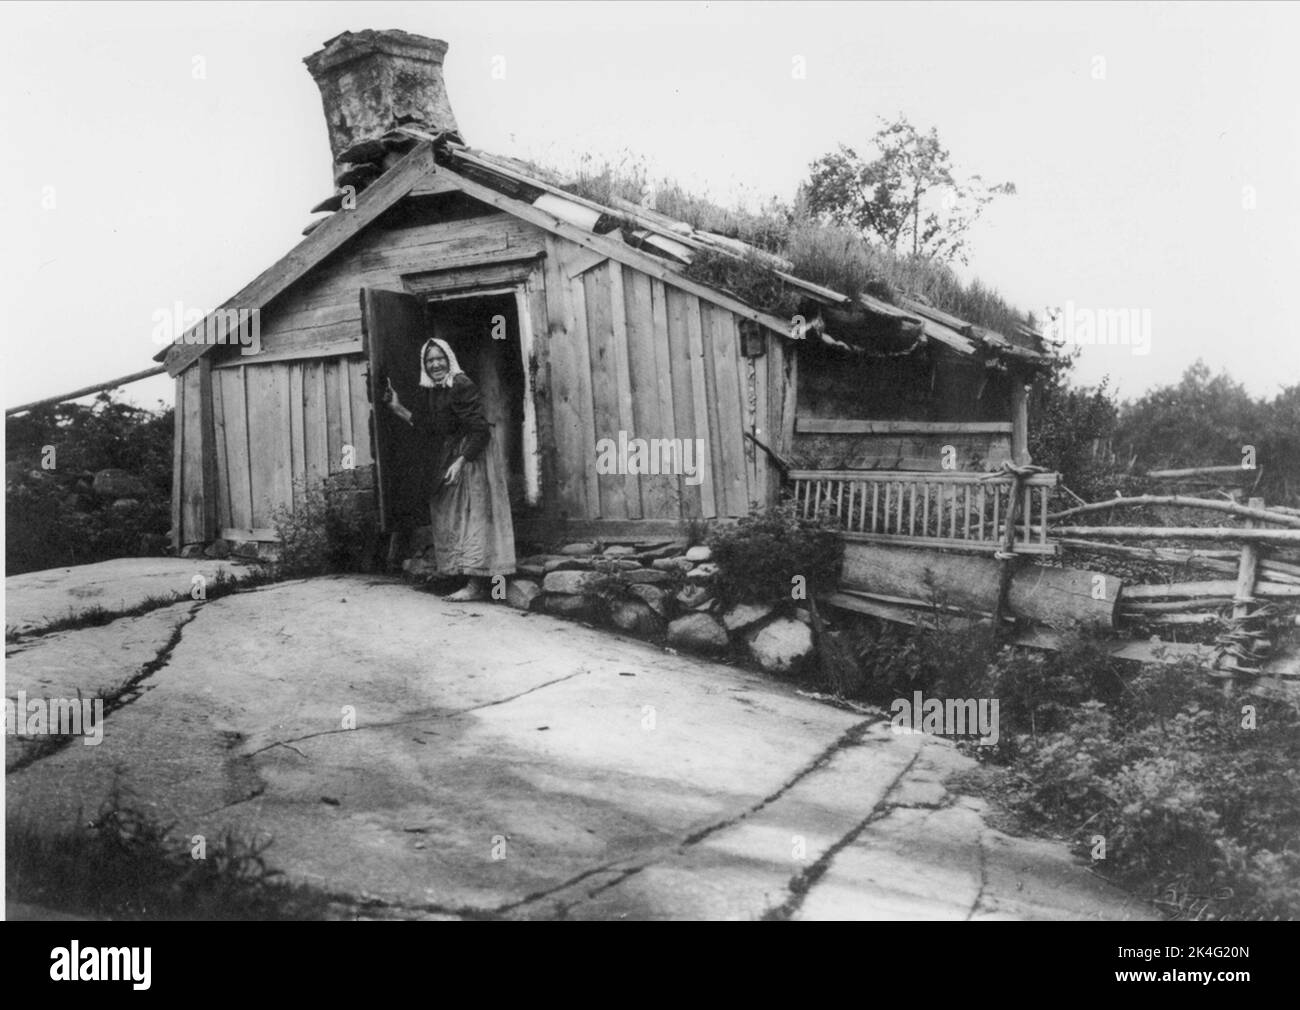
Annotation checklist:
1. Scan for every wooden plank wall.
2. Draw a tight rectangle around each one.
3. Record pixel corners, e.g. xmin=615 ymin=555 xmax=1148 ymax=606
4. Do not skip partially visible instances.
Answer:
xmin=540 ymin=237 xmax=771 ymax=522
xmin=209 ymin=357 xmax=373 ymax=533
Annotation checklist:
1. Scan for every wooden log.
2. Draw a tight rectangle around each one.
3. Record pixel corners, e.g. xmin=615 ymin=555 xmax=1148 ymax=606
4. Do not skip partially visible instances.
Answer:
xmin=1059 ymin=538 xmax=1240 ymax=563
xmin=7 ymin=365 xmax=168 ymax=415
xmin=840 ymin=540 xmax=1118 ymax=628
xmin=1120 ymin=598 xmax=1235 ymax=613
xmin=1120 ymin=580 xmax=1300 ymax=600
xmin=1054 ymin=526 xmax=1300 ymax=543
xmin=1047 ymin=495 xmax=1300 ymax=528
xmin=794 ymin=418 xmax=1012 ymax=435
xmin=1233 ymin=497 xmax=1264 ymax=619
xmin=1146 ymin=465 xmax=1255 ymax=479
xmin=1120 ymin=611 xmax=1222 ymax=625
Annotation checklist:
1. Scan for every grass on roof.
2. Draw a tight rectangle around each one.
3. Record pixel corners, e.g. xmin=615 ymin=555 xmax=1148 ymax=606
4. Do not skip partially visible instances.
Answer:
xmin=550 ymin=155 xmax=1031 ymax=335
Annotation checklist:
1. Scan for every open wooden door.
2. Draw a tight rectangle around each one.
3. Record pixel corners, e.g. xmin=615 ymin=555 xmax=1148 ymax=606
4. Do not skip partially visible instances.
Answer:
xmin=361 ymin=288 xmax=432 ymax=533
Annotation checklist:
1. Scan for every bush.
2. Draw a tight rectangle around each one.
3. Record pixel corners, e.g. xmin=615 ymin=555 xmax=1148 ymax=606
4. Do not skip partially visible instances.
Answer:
xmin=270 ymin=481 xmax=377 ymax=577
xmin=6 ymin=392 xmax=173 ymax=575
xmin=708 ymin=501 xmax=842 ymax=607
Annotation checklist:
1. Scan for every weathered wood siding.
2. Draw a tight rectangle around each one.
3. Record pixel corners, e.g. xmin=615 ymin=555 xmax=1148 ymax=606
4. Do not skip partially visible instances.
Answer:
xmin=181 ymin=199 xmax=783 ymax=539
xmin=540 ymin=236 xmax=775 ymax=522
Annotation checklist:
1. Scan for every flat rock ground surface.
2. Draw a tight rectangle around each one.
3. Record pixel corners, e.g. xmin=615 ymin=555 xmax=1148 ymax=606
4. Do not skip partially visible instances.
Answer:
xmin=4 ymin=560 xmax=1156 ymax=920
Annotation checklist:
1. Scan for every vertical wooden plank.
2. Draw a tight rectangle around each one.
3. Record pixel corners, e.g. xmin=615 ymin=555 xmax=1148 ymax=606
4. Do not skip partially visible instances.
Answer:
xmin=274 ymin=364 xmax=294 ymax=514
xmin=289 ymin=364 xmax=307 ymax=509
xmin=243 ymin=365 xmax=280 ymax=528
xmin=871 ymin=482 xmax=879 ymax=532
xmin=753 ymin=348 xmax=770 ymax=504
xmin=963 ymin=485 xmax=971 ymax=540
xmin=302 ymin=360 xmax=329 ymax=490
xmin=607 ymin=265 xmax=640 ymax=518
xmin=346 ymin=356 xmax=372 ymax=467
xmin=324 ymin=359 xmax=345 ymax=476
xmin=211 ymin=364 xmax=232 ymax=531
xmin=219 ymin=368 xmax=253 ymax=530
xmin=523 ymin=265 xmax=551 ymax=508
xmin=340 ymin=359 xmax=355 ymax=461
xmin=180 ymin=365 xmax=205 ymax=544
xmin=664 ymin=286 xmax=702 ymax=519
xmin=684 ymin=294 xmax=717 ymax=518
xmin=704 ymin=305 xmax=749 ymax=516
xmin=171 ymin=375 xmax=184 ymax=549
xmin=197 ymin=358 xmax=219 ymax=541
xmin=584 ymin=263 xmax=628 ymax=520
xmin=567 ymin=264 xmax=599 ymax=519
xmin=625 ymin=271 xmax=674 ymax=518
xmin=541 ymin=234 xmax=588 ymax=518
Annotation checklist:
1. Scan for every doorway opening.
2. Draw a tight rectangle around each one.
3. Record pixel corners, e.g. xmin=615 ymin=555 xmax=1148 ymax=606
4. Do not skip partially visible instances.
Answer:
xmin=424 ymin=291 xmax=527 ymax=510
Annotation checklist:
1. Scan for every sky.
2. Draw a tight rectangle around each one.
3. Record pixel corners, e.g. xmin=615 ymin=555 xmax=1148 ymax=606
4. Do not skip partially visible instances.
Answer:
xmin=2 ymin=0 xmax=1298 ymax=413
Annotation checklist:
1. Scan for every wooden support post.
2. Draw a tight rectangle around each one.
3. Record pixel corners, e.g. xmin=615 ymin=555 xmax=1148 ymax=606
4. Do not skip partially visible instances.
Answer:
xmin=1011 ymin=382 xmax=1030 ymax=466
xmin=992 ymin=473 xmax=1023 ymax=629
xmin=1221 ymin=496 xmax=1265 ymax=678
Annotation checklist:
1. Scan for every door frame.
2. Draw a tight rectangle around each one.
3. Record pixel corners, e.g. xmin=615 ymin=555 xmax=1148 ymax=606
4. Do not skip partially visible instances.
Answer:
xmin=405 ymin=278 xmax=542 ymax=507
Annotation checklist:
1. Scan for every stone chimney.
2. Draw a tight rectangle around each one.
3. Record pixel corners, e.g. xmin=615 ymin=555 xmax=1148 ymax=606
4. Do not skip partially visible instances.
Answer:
xmin=304 ymin=29 xmax=459 ymax=182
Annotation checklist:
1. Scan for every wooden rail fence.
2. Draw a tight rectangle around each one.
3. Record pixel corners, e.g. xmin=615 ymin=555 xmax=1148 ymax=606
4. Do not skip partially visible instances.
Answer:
xmin=788 ymin=469 xmax=1061 ymax=555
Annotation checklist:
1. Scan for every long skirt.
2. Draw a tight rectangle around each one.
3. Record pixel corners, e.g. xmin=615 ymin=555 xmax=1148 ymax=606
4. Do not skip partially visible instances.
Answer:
xmin=430 ymin=429 xmax=516 ymax=577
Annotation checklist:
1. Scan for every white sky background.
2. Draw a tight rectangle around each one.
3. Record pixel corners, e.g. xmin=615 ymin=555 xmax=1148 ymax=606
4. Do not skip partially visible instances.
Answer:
xmin=2 ymin=0 xmax=1297 ymax=413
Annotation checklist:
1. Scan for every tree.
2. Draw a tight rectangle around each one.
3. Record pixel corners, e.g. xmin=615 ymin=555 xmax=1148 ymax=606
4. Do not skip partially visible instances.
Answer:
xmin=804 ymin=115 xmax=1016 ymax=265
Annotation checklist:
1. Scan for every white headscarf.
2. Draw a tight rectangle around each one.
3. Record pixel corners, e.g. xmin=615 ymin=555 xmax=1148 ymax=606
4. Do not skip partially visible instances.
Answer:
xmin=418 ymin=337 xmax=465 ymax=389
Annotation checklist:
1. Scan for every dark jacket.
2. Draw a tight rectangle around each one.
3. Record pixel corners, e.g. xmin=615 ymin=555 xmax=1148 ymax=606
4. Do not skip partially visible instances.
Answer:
xmin=409 ymin=373 xmax=491 ymax=494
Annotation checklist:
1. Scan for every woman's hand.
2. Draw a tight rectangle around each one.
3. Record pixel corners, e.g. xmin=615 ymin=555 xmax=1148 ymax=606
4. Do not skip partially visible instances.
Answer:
xmin=443 ymin=456 xmax=466 ymax=487
xmin=381 ymin=378 xmax=401 ymax=410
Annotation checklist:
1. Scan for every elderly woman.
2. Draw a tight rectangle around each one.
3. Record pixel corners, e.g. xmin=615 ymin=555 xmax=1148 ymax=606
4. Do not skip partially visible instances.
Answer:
xmin=382 ymin=338 xmax=516 ymax=600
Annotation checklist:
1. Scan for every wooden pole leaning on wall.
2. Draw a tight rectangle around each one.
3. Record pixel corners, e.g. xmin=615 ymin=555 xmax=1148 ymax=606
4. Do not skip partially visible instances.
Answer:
xmin=6 ymin=365 xmax=168 ymax=416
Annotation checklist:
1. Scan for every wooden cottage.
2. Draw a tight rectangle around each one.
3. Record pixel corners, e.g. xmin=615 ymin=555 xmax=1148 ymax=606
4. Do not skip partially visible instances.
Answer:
xmin=157 ymin=29 xmax=1053 ymax=560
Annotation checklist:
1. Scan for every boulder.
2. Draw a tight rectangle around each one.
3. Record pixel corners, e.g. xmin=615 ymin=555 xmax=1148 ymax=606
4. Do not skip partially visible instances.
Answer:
xmin=620 ymin=568 xmax=674 ymax=585
xmin=542 ymin=570 xmax=611 ymax=595
xmin=627 ymin=583 xmax=670 ymax=617
xmin=559 ymin=541 xmax=600 ymax=556
xmin=632 ymin=542 xmax=688 ymax=562
xmin=593 ymin=559 xmax=643 ymax=573
xmin=721 ymin=601 xmax=774 ymax=632
xmin=506 ymin=578 xmax=541 ymax=611
xmin=180 ymin=544 xmax=206 ymax=560
xmin=92 ymin=468 xmax=150 ymax=499
xmin=745 ymin=617 xmax=815 ymax=674
xmin=666 ymin=613 xmax=729 ymax=654
xmin=110 ymin=498 xmax=142 ymax=510
xmin=652 ymin=557 xmax=694 ymax=573
xmin=544 ymin=557 xmax=596 ymax=574
xmin=540 ymin=594 xmax=597 ymax=622
xmin=675 ymin=584 xmax=713 ymax=610
xmin=685 ymin=545 xmax=712 ymax=562
xmin=686 ymin=562 xmax=720 ymax=581
xmin=602 ymin=545 xmax=637 ymax=557
xmin=204 ymin=538 xmax=233 ymax=560
xmin=605 ymin=598 xmax=663 ymax=637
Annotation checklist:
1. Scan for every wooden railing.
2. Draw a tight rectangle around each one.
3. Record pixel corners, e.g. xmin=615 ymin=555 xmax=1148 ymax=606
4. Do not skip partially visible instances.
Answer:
xmin=788 ymin=469 xmax=1060 ymax=555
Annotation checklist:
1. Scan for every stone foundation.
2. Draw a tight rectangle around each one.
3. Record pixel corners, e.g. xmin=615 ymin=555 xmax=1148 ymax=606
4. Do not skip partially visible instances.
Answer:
xmin=404 ymin=536 xmax=817 ymax=676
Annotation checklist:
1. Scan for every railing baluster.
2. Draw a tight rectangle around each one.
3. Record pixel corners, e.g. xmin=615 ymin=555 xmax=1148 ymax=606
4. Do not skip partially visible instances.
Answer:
xmin=1039 ymin=485 xmax=1048 ymax=545
xmin=963 ymin=485 xmax=971 ymax=540
xmin=1023 ymin=484 xmax=1031 ymax=543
